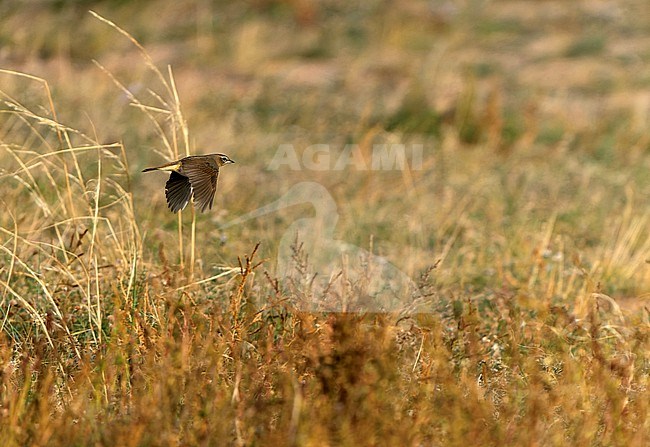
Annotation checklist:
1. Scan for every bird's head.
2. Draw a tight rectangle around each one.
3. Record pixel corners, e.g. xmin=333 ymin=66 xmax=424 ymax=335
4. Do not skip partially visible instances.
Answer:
xmin=212 ymin=153 xmax=236 ymax=167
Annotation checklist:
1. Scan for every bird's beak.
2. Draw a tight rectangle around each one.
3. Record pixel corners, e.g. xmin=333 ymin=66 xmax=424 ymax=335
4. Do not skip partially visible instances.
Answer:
xmin=228 ymin=159 xmax=235 ymax=164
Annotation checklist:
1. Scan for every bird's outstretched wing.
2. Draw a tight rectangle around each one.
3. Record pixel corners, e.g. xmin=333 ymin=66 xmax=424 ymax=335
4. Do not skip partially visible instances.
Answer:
xmin=184 ymin=161 xmax=218 ymax=212
xmin=165 ymin=171 xmax=193 ymax=213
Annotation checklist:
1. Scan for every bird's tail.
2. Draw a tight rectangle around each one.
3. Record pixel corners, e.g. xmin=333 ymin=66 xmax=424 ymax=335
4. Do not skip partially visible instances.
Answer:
xmin=142 ymin=161 xmax=182 ymax=173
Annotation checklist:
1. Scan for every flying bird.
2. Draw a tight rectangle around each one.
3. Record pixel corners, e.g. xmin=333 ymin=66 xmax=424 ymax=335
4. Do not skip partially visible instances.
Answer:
xmin=142 ymin=153 xmax=235 ymax=213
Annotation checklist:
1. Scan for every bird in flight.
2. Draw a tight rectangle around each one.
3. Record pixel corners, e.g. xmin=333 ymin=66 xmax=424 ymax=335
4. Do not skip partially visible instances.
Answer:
xmin=142 ymin=153 xmax=235 ymax=213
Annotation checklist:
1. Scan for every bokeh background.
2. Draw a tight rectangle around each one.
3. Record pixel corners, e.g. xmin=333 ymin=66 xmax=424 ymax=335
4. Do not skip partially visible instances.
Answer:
xmin=4 ymin=0 xmax=650 ymax=295
xmin=2 ymin=1 xmax=650 ymax=445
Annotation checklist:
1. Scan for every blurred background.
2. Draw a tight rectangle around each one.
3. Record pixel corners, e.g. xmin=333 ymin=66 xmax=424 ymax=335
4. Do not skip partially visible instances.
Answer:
xmin=3 ymin=2 xmax=650 ymax=444
xmin=3 ymin=0 xmax=650 ymax=298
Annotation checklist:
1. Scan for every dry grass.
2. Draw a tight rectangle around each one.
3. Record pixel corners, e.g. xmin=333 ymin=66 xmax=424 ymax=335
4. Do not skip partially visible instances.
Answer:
xmin=1 ymin=1 xmax=650 ymax=446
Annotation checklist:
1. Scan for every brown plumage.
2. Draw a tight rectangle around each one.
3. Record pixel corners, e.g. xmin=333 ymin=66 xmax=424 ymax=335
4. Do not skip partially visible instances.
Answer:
xmin=142 ymin=153 xmax=235 ymax=213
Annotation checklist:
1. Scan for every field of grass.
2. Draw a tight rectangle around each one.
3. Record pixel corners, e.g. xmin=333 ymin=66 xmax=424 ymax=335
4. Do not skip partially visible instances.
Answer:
xmin=1 ymin=1 xmax=650 ymax=445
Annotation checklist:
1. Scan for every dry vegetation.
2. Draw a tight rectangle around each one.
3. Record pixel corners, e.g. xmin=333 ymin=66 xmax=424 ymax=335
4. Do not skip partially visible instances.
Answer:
xmin=1 ymin=1 xmax=650 ymax=445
